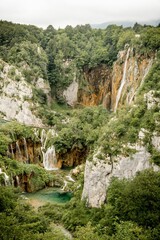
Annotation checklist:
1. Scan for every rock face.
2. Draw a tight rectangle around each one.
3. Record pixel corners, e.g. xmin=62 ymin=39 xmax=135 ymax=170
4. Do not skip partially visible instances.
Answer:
xmin=0 ymin=59 xmax=47 ymax=126
xmin=63 ymin=79 xmax=79 ymax=106
xmin=82 ymin=135 xmax=160 ymax=207
xmin=144 ymin=90 xmax=160 ymax=110
xmin=35 ymin=77 xmax=51 ymax=103
xmin=112 ymin=48 xmax=153 ymax=111
xmin=77 ymin=49 xmax=153 ymax=110
xmin=78 ymin=66 xmax=112 ymax=109
xmin=8 ymin=138 xmax=42 ymax=165
xmin=57 ymin=147 xmax=88 ymax=168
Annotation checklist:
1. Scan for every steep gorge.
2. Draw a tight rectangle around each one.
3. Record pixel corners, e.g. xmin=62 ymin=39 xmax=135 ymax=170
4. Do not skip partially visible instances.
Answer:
xmin=0 ymin=22 xmax=159 ymax=214
xmin=75 ymin=48 xmax=153 ymax=111
xmin=0 ymin=48 xmax=157 ymax=195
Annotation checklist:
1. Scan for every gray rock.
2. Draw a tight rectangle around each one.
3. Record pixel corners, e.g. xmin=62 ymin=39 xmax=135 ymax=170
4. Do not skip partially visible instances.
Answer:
xmin=82 ymin=140 xmax=160 ymax=207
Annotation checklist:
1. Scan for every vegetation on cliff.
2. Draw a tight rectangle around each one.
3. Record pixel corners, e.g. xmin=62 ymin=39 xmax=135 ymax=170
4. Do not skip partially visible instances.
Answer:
xmin=1 ymin=169 xmax=158 ymax=239
xmin=0 ymin=20 xmax=159 ymax=103
xmin=0 ymin=20 xmax=160 ymax=239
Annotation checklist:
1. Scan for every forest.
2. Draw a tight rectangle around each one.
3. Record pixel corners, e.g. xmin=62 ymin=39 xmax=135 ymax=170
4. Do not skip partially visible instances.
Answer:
xmin=0 ymin=20 xmax=160 ymax=239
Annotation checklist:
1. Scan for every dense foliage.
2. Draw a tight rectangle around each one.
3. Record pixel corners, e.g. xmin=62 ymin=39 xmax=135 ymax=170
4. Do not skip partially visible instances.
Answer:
xmin=39 ymin=170 xmax=160 ymax=240
xmin=0 ymin=186 xmax=71 ymax=240
xmin=0 ymin=20 xmax=160 ymax=239
xmin=0 ymin=20 xmax=159 ymax=102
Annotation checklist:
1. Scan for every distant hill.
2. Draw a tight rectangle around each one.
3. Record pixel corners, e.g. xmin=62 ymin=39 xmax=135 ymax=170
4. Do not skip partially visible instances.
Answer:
xmin=91 ymin=19 xmax=160 ymax=29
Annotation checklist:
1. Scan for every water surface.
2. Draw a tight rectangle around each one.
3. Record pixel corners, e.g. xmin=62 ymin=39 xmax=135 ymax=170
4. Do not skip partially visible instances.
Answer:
xmin=23 ymin=188 xmax=72 ymax=208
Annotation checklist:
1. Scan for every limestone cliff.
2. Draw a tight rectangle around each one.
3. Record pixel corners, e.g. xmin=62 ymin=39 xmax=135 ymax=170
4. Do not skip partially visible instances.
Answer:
xmin=82 ymin=133 xmax=160 ymax=208
xmin=77 ymin=48 xmax=153 ymax=110
xmin=57 ymin=147 xmax=88 ymax=168
xmin=63 ymin=79 xmax=79 ymax=106
xmin=78 ymin=66 xmax=111 ymax=108
xmin=8 ymin=138 xmax=42 ymax=165
xmin=0 ymin=59 xmax=50 ymax=126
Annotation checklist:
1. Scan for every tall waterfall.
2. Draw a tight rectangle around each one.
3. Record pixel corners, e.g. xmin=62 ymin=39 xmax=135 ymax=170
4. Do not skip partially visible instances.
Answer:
xmin=114 ymin=48 xmax=130 ymax=112
xmin=40 ymin=129 xmax=58 ymax=170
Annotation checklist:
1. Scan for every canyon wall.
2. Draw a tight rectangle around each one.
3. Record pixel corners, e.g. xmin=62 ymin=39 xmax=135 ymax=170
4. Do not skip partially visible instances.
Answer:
xmin=82 ymin=132 xmax=160 ymax=208
xmin=0 ymin=59 xmax=50 ymax=126
xmin=112 ymin=48 xmax=153 ymax=111
xmin=76 ymin=48 xmax=153 ymax=110
xmin=78 ymin=65 xmax=112 ymax=109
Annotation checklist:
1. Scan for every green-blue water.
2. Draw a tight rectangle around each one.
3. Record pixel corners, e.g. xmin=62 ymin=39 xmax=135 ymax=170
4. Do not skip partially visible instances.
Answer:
xmin=23 ymin=188 xmax=72 ymax=205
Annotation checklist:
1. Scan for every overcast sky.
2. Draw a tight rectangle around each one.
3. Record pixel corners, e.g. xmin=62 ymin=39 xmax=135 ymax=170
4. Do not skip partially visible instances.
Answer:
xmin=0 ymin=0 xmax=160 ymax=28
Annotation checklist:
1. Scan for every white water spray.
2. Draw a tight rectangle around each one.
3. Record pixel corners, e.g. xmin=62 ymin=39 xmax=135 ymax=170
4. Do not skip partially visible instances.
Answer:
xmin=114 ymin=48 xmax=130 ymax=112
xmin=0 ymin=168 xmax=10 ymax=186
xmin=42 ymin=146 xmax=58 ymax=170
xmin=40 ymin=129 xmax=58 ymax=170
xmin=66 ymin=175 xmax=75 ymax=182
xmin=61 ymin=180 xmax=68 ymax=191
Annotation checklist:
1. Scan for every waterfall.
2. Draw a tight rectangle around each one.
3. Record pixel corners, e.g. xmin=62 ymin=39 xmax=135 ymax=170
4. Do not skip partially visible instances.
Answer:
xmin=41 ymin=129 xmax=47 ymax=149
xmin=43 ymin=146 xmax=58 ymax=170
xmin=15 ymin=175 xmax=20 ymax=187
xmin=23 ymin=137 xmax=29 ymax=163
xmin=40 ymin=129 xmax=58 ymax=170
xmin=16 ymin=141 xmax=22 ymax=159
xmin=61 ymin=180 xmax=68 ymax=191
xmin=10 ymin=143 xmax=14 ymax=159
xmin=61 ymin=175 xmax=75 ymax=191
xmin=114 ymin=48 xmax=130 ymax=112
xmin=66 ymin=175 xmax=75 ymax=182
xmin=0 ymin=168 xmax=10 ymax=186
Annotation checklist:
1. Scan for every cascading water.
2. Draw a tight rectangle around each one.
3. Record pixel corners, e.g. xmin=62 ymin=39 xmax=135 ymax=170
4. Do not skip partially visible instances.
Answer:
xmin=43 ymin=146 xmax=58 ymax=170
xmin=23 ymin=137 xmax=29 ymax=163
xmin=114 ymin=48 xmax=130 ymax=112
xmin=66 ymin=175 xmax=75 ymax=182
xmin=0 ymin=168 xmax=10 ymax=186
xmin=10 ymin=143 xmax=14 ymax=159
xmin=15 ymin=175 xmax=20 ymax=187
xmin=61 ymin=180 xmax=68 ymax=191
xmin=16 ymin=141 xmax=22 ymax=159
xmin=40 ymin=129 xmax=58 ymax=170
xmin=61 ymin=174 xmax=75 ymax=191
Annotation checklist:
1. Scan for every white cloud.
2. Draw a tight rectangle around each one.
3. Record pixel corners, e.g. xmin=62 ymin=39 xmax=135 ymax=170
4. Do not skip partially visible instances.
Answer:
xmin=0 ymin=0 xmax=160 ymax=28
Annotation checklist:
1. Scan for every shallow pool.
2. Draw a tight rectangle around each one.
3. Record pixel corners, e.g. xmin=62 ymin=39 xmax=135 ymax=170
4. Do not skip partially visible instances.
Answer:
xmin=22 ymin=188 xmax=72 ymax=207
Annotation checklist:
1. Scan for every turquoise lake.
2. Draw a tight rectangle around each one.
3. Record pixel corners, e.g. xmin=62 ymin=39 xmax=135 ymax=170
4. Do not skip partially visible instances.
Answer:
xmin=23 ymin=188 xmax=72 ymax=206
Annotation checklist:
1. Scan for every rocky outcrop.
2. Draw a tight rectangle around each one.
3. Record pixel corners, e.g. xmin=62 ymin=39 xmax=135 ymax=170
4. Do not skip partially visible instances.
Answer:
xmin=78 ymin=66 xmax=112 ymax=108
xmin=0 ymin=59 xmax=47 ymax=126
xmin=77 ymin=50 xmax=153 ymax=111
xmin=57 ymin=147 xmax=88 ymax=168
xmin=144 ymin=90 xmax=160 ymax=110
xmin=82 ymin=133 xmax=160 ymax=208
xmin=8 ymin=138 xmax=42 ymax=164
xmin=35 ymin=77 xmax=51 ymax=103
xmin=63 ymin=79 xmax=79 ymax=106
